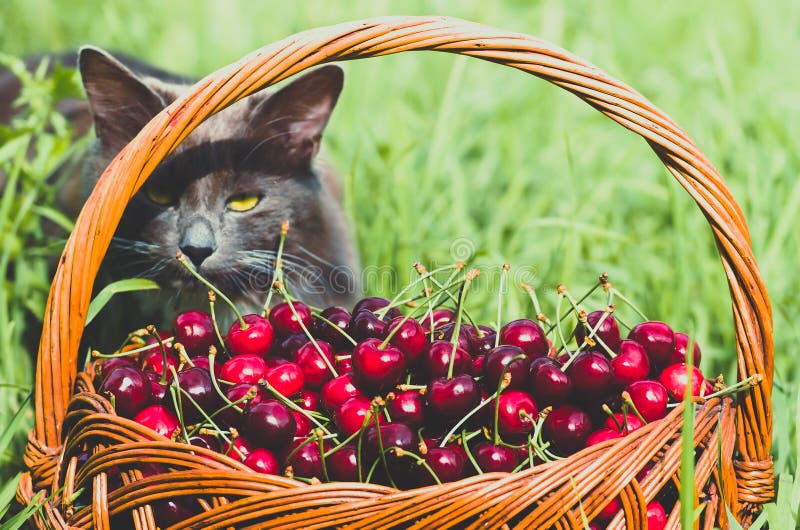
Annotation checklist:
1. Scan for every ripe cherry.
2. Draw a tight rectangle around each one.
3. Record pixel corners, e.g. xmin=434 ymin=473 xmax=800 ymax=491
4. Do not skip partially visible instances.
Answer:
xmin=351 ymin=338 xmax=406 ymax=394
xmin=625 ymin=380 xmax=669 ymax=422
xmin=286 ymin=438 xmax=327 ymax=479
xmin=312 ymin=306 xmax=352 ymax=348
xmin=144 ymin=371 xmax=168 ymax=403
xmin=134 ymin=405 xmax=180 ymax=439
xmin=335 ymin=396 xmax=378 ymax=436
xmin=225 ymin=435 xmax=255 ymax=462
xmin=364 ymin=422 xmax=416 ymax=461
xmin=292 ymin=410 xmax=313 ymax=437
xmin=269 ymin=301 xmax=313 ymax=336
xmin=298 ymin=389 xmax=320 ymax=411
xmin=566 ymin=351 xmax=613 ymax=398
xmin=175 ymin=367 xmax=218 ymax=423
xmin=499 ymin=319 xmax=548 ymax=359
xmin=585 ymin=428 xmax=623 ymax=447
xmin=321 ymin=373 xmax=363 ymax=412
xmin=483 ymin=345 xmax=529 ymax=390
xmin=421 ymin=340 xmax=471 ymax=379
xmin=646 ymin=500 xmax=667 ymax=530
xmin=352 ymin=297 xmax=401 ymax=320
xmin=430 ymin=323 xmax=474 ymax=353
xmin=604 ymin=413 xmax=644 ymax=434
xmin=496 ymin=390 xmax=538 ymax=438
xmin=527 ymin=357 xmax=572 ymax=407
xmin=420 ymin=308 xmax=454 ymax=331
xmin=574 ymin=311 xmax=622 ymax=352
xmin=243 ymin=447 xmax=280 ymax=475
xmin=386 ymin=390 xmax=425 ymax=428
xmin=220 ymin=354 xmax=268 ymax=385
xmin=472 ymin=442 xmax=519 ymax=473
xmin=667 ymin=332 xmax=702 ymax=367
xmin=244 ymin=400 xmax=296 ymax=450
xmin=294 ymin=340 xmax=336 ymax=390
xmin=596 ymin=497 xmax=621 ymax=523
xmin=421 ymin=447 xmax=465 ymax=485
xmin=336 ymin=354 xmax=353 ymax=373
xmin=100 ymin=366 xmax=153 ymax=418
xmin=658 ymin=363 xmax=704 ymax=401
xmin=152 ymin=500 xmax=197 ymax=528
xmin=96 ymin=357 xmax=136 ymax=385
xmin=221 ymin=383 xmax=267 ymax=427
xmin=327 ymin=444 xmax=360 ymax=482
xmin=610 ymin=340 xmax=650 ymax=387
xmin=275 ymin=332 xmax=308 ymax=358
xmin=543 ymin=405 xmax=592 ymax=454
xmin=386 ymin=316 xmax=427 ymax=365
xmin=188 ymin=433 xmax=220 ymax=453
xmin=172 ymin=310 xmax=216 ymax=357
xmin=628 ymin=321 xmax=676 ymax=366
xmin=139 ymin=349 xmax=179 ymax=380
xmin=265 ymin=362 xmax=305 ymax=397
xmin=470 ymin=328 xmax=498 ymax=358
xmin=226 ymin=314 xmax=274 ymax=356
xmin=188 ymin=355 xmax=221 ymax=376
xmin=426 ymin=374 xmax=479 ymax=421
xmin=348 ymin=310 xmax=387 ymax=341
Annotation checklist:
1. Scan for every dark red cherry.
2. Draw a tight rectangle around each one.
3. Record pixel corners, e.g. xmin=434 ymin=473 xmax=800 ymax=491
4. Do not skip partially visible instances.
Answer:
xmin=298 ymin=389 xmax=320 ymax=411
xmin=351 ymin=338 xmax=406 ymax=394
xmin=133 ymin=405 xmax=180 ymax=439
xmin=483 ymin=345 xmax=529 ymax=390
xmin=220 ymin=354 xmax=268 ymax=384
xmin=225 ymin=435 xmax=255 ymax=462
xmin=420 ymin=446 xmax=465 ymax=485
xmin=221 ymin=383 xmax=268 ymax=426
xmin=431 ymin=323 xmax=474 ymax=353
xmin=472 ymin=442 xmax=519 ymax=473
xmin=172 ymin=310 xmax=216 ymax=357
xmin=574 ymin=311 xmax=622 ymax=352
xmin=596 ymin=496 xmax=621 ymax=523
xmin=276 ymin=333 xmax=309 ymax=358
xmin=420 ymin=308 xmax=454 ymax=331
xmin=604 ymin=413 xmax=644 ymax=434
xmin=188 ymin=433 xmax=220 ymax=452
xmin=153 ymin=499 xmax=198 ymax=528
xmin=585 ymin=428 xmax=623 ymax=447
xmin=327 ymin=444 xmax=359 ymax=482
xmin=335 ymin=396 xmax=378 ymax=436
xmin=188 ymin=355 xmax=222 ymax=376
xmin=496 ymin=390 xmax=538 ymax=438
xmin=243 ymin=447 xmax=280 ymax=474
xmin=264 ymin=356 xmax=290 ymax=368
xmin=471 ymin=355 xmax=485 ymax=377
xmin=144 ymin=371 xmax=168 ymax=403
xmin=175 ymin=367 xmax=218 ymax=423
xmin=426 ymin=374 xmax=479 ymax=421
xmin=269 ymin=301 xmax=313 ymax=336
xmin=294 ymin=340 xmax=336 ymax=390
xmin=364 ymin=422 xmax=415 ymax=461
xmin=611 ymin=340 xmax=650 ymax=387
xmin=527 ymin=357 xmax=572 ymax=407
xmin=499 ymin=319 xmax=548 ymax=359
xmin=265 ymin=362 xmax=305 ymax=397
xmin=628 ymin=321 xmax=676 ymax=366
xmin=646 ymin=500 xmax=667 ymax=530
xmin=336 ymin=354 xmax=353 ymax=373
xmin=292 ymin=410 xmax=313 ymax=437
xmin=225 ymin=314 xmax=274 ymax=356
xmin=97 ymin=356 xmax=136 ymax=385
xmin=470 ymin=328 xmax=497 ymax=357
xmin=312 ymin=306 xmax=352 ymax=348
xmin=321 ymin=373 xmax=363 ymax=412
xmin=625 ymin=380 xmax=669 ymax=422
xmin=353 ymin=297 xmax=401 ymax=320
xmin=667 ymin=332 xmax=702 ymax=367
xmin=658 ymin=363 xmax=704 ymax=401
xmin=286 ymin=438 xmax=327 ymax=479
xmin=543 ymin=405 xmax=592 ymax=454
xmin=139 ymin=349 xmax=179 ymax=380
xmin=100 ymin=366 xmax=152 ymax=418
xmin=566 ymin=351 xmax=614 ymax=398
xmin=421 ymin=340 xmax=471 ymax=379
xmin=386 ymin=390 xmax=425 ymax=428
xmin=386 ymin=316 xmax=427 ymax=365
xmin=348 ymin=310 xmax=387 ymax=341
xmin=244 ymin=400 xmax=296 ymax=450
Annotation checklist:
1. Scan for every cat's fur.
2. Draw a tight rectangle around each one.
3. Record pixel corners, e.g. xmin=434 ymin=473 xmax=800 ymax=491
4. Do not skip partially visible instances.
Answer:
xmin=1 ymin=48 xmax=360 ymax=338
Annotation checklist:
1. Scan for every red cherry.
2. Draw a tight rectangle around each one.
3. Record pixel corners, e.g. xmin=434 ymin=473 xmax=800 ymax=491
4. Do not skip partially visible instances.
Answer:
xmin=543 ymin=405 xmax=592 ymax=454
xmin=483 ymin=345 xmax=529 ymax=390
xmin=471 ymin=329 xmax=498 ymax=358
xmin=269 ymin=301 xmax=313 ymax=336
xmin=499 ymin=319 xmax=548 ymax=359
xmin=348 ymin=310 xmax=387 ymax=341
xmin=152 ymin=499 xmax=197 ymax=528
xmin=336 ymin=354 xmax=353 ymax=373
xmin=243 ymin=447 xmax=280 ymax=474
xmin=335 ymin=396 xmax=378 ymax=436
xmin=292 ymin=410 xmax=313 ymax=437
xmin=298 ymin=389 xmax=320 ymax=411
xmin=327 ymin=444 xmax=359 ymax=481
xmin=658 ymin=363 xmax=704 ymax=401
xmin=221 ymin=383 xmax=267 ymax=427
xmin=188 ymin=355 xmax=222 ymax=375
xmin=585 ymin=428 xmax=622 ymax=447
xmin=312 ymin=306 xmax=352 ymax=349
xmin=286 ymin=438 xmax=327 ymax=479
xmin=139 ymin=342 xmax=178 ymax=377
xmin=426 ymin=374 xmax=479 ymax=421
xmin=175 ymin=367 xmax=219 ymax=423
xmin=351 ymin=338 xmax=406 ymax=394
xmin=144 ymin=371 xmax=168 ymax=403
xmin=220 ymin=354 xmax=268 ymax=384
xmin=628 ymin=321 xmax=676 ymax=366
xmin=420 ymin=308 xmax=454 ymax=331
xmin=596 ymin=496 xmax=621 ymax=523
xmin=566 ymin=351 xmax=614 ymax=398
xmin=420 ymin=447 xmax=465 ymax=485
xmin=352 ymin=297 xmax=401 ymax=320
xmin=225 ymin=314 xmax=274 ymax=356
xmin=610 ymin=340 xmax=650 ymax=387
xmin=294 ymin=340 xmax=336 ymax=390
xmin=275 ymin=333 xmax=308 ymax=358
xmin=172 ymin=310 xmax=216 ymax=356
xmin=225 ymin=436 xmax=255 ymax=462
xmin=574 ymin=311 xmax=622 ymax=352
xmin=321 ymin=373 xmax=363 ymax=412
xmin=527 ymin=357 xmax=573 ymax=407
xmin=626 ymin=380 xmax=669 ymax=422
xmin=386 ymin=316 xmax=427 ymax=365
xmin=603 ymin=413 xmax=644 ymax=434
xmin=364 ymin=422 xmax=416 ymax=460
xmin=646 ymin=500 xmax=667 ymax=530
xmin=421 ymin=340 xmax=471 ymax=379
xmin=134 ymin=405 xmax=180 ymax=439
xmin=471 ymin=355 xmax=485 ymax=377
xmin=244 ymin=400 xmax=296 ymax=450
xmin=96 ymin=357 xmax=136 ymax=386
xmin=472 ymin=442 xmax=519 ymax=473
xmin=100 ymin=366 xmax=153 ymax=418
xmin=667 ymin=332 xmax=702 ymax=367
xmin=265 ymin=362 xmax=305 ymax=397
xmin=430 ymin=323 xmax=474 ymax=353
xmin=188 ymin=433 xmax=220 ymax=452
xmin=495 ymin=390 xmax=538 ymax=438
xmin=386 ymin=390 xmax=425 ymax=428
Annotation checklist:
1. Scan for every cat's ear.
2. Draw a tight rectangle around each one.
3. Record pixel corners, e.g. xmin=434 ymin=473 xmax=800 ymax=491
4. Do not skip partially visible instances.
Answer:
xmin=246 ymin=65 xmax=343 ymax=169
xmin=79 ymin=46 xmax=166 ymax=152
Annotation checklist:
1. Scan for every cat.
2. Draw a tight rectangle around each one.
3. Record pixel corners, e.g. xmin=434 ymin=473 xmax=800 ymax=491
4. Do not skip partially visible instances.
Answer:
xmin=1 ymin=47 xmax=360 ymax=343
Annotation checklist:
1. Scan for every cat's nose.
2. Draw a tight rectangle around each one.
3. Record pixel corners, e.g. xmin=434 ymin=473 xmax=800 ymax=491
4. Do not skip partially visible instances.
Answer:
xmin=180 ymin=218 xmax=217 ymax=267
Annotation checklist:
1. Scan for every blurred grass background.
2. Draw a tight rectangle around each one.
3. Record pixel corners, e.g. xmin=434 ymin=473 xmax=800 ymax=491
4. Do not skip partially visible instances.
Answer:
xmin=1 ymin=0 xmax=799 ymax=524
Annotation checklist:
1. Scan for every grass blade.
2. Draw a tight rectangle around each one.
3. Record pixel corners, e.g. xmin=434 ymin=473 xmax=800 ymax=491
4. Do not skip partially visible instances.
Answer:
xmin=85 ymin=279 xmax=160 ymax=326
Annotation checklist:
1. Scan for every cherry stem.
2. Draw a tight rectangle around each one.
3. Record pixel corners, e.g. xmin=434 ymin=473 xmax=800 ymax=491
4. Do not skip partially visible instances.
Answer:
xmin=447 ymin=269 xmax=479 ymax=379
xmin=494 ymin=264 xmax=510 ymax=348
xmin=461 ymin=430 xmax=483 ymax=475
xmin=261 ymin=380 xmax=332 ymax=435
xmin=177 ymin=252 xmax=246 ymax=329
xmin=702 ymin=374 xmax=762 ymax=400
xmin=602 ymin=404 xmax=623 ymax=432
xmin=492 ymin=354 xmax=524 ymax=444
xmin=312 ymin=312 xmax=358 ymax=346
xmin=371 ymin=412 xmax=398 ymax=488
xmin=207 ymin=291 xmax=228 ymax=356
xmin=167 ymin=384 xmax=191 ymax=445
xmin=206 ymin=347 xmax=233 ymax=406
xmin=609 ymin=287 xmax=648 ymax=321
xmin=418 ymin=266 xmax=464 ymax=324
xmin=393 ymin=447 xmax=442 ymax=485
xmin=92 ymin=336 xmax=174 ymax=358
xmin=146 ymin=325 xmax=170 ymax=386
xmin=169 ymin=366 xmax=236 ymax=450
xmin=318 ymin=432 xmax=330 ymax=482
xmin=438 ymin=391 xmax=499 ymax=448
xmin=377 ymin=262 xmax=463 ymax=320
xmin=186 ymin=390 xmax=253 ymax=439
xmin=544 ymin=279 xmax=603 ymax=337
xmin=620 ymin=391 xmax=648 ymax=425
xmin=554 ymin=293 xmax=570 ymax=359
xmin=521 ymin=282 xmax=551 ymax=328
xmin=173 ymin=343 xmax=195 ymax=369
xmin=423 ymin=274 xmax=482 ymax=332
xmin=262 ymin=220 xmax=290 ymax=314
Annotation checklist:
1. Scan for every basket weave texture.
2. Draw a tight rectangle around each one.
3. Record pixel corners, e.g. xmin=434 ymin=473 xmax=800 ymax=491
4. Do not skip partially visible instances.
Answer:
xmin=17 ymin=16 xmax=774 ymax=529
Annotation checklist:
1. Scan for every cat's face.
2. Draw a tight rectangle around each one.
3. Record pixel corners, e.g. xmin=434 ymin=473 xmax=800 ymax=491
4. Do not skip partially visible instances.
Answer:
xmin=79 ymin=47 xmax=353 ymax=309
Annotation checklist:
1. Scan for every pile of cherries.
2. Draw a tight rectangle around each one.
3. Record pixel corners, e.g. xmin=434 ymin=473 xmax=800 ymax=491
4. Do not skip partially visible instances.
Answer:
xmin=93 ymin=276 xmax=715 ymax=529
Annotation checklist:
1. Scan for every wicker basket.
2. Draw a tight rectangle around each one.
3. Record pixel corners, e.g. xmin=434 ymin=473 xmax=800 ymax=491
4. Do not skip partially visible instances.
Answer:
xmin=17 ymin=16 xmax=774 ymax=529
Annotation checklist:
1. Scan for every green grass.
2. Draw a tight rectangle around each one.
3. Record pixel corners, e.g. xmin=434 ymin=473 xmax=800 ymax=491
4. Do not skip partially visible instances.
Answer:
xmin=1 ymin=0 xmax=799 ymax=526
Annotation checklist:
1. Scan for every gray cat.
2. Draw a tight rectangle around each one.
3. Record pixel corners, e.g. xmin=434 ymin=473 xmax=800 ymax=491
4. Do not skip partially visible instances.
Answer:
xmin=2 ymin=48 xmax=360 ymax=330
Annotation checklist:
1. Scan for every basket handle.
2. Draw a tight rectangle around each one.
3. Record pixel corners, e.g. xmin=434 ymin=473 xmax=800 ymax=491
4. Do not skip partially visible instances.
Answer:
xmin=33 ymin=16 xmax=773 ymax=517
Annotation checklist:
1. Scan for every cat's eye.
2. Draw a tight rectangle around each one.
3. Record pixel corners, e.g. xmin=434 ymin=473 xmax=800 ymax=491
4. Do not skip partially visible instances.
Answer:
xmin=144 ymin=184 xmax=175 ymax=206
xmin=227 ymin=194 xmax=261 ymax=212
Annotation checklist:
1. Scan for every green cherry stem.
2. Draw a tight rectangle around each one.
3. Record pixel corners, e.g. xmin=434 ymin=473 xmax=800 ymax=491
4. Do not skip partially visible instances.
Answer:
xmin=438 ymin=391 xmax=499 ymax=448
xmin=447 ymin=269 xmax=479 ymax=379
xmin=262 ymin=220 xmax=290 ymax=314
xmin=177 ymin=252 xmax=246 ymax=329
xmin=312 ymin=312 xmax=358 ymax=347
xmin=494 ymin=264 xmax=510 ymax=348
xmin=208 ymin=291 xmax=228 ymax=355
xmin=145 ymin=325 xmax=170 ymax=386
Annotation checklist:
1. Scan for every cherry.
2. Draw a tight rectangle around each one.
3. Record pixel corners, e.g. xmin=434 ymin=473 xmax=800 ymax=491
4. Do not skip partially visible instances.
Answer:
xmin=351 ymin=338 xmax=406 ymax=394
xmin=353 ymin=297 xmax=401 ymax=320
xmin=153 ymin=500 xmax=198 ymax=528
xmin=667 ymin=332 xmax=702 ymax=367
xmin=243 ymin=447 xmax=280 ymax=475
xmin=298 ymin=389 xmax=320 ymax=411
xmin=144 ymin=371 xmax=168 ymax=403
xmin=430 ymin=323 xmax=474 ymax=353
xmin=566 ymin=351 xmax=614 ymax=398
xmin=585 ymin=428 xmax=622 ymax=447
xmin=321 ymin=373 xmax=363 ymax=412
xmin=364 ymin=422 xmax=416 ymax=460
xmin=646 ymin=500 xmax=667 ymax=530
xmin=312 ymin=306 xmax=352 ymax=348
xmin=610 ymin=340 xmax=650 ymax=387
xmin=499 ymin=319 xmax=548 ymax=359
xmin=226 ymin=314 xmax=274 ymax=356
xmin=327 ymin=444 xmax=360 ymax=482
xmin=471 ymin=355 xmax=485 ymax=377
xmin=225 ymin=435 xmax=255 ymax=462
xmin=276 ymin=333 xmax=309 ymax=358
xmin=496 ymin=390 xmax=538 ymax=438
xmin=421 ymin=447 xmax=465 ymax=485
xmin=628 ymin=321 xmax=675 ymax=366
xmin=294 ymin=340 xmax=335 ymax=390
xmin=658 ymin=363 xmax=704 ymax=401
xmin=292 ymin=410 xmax=313 ymax=437
xmin=702 ymin=378 xmax=715 ymax=397
xmin=426 ymin=374 xmax=479 ymax=421
xmin=470 ymin=328 xmax=497 ymax=357
xmin=574 ymin=311 xmax=622 ymax=352
xmin=175 ymin=367 xmax=218 ymax=423
xmin=421 ymin=340 xmax=471 ymax=379
xmin=604 ymin=413 xmax=644 ymax=434
xmin=596 ymin=497 xmax=621 ymax=523
xmin=188 ymin=355 xmax=221 ymax=375
xmin=99 ymin=366 xmax=152 ymax=418
xmin=286 ymin=438 xmax=327 ymax=479
xmin=265 ymin=362 xmax=305 ymax=397
xmin=265 ymin=356 xmax=290 ymax=368
xmin=96 ymin=357 xmax=136 ymax=385
xmin=483 ymin=345 xmax=529 ymax=390
xmin=221 ymin=383 xmax=267 ymax=426
xmin=472 ymin=442 xmax=519 ymax=473
xmin=188 ymin=433 xmax=220 ymax=452
xmin=219 ymin=354 xmax=268 ymax=385
xmin=244 ymin=400 xmax=296 ymax=450
xmin=336 ymin=354 xmax=353 ymax=373
xmin=386 ymin=390 xmax=425 ymax=428
xmin=172 ymin=310 xmax=216 ymax=357
xmin=269 ymin=301 xmax=313 ymax=336
xmin=139 ymin=349 xmax=179 ymax=379
xmin=543 ymin=405 xmax=592 ymax=454
xmin=527 ymin=357 xmax=572 ymax=407
xmin=386 ymin=316 xmax=427 ymax=365
xmin=348 ymin=310 xmax=387 ymax=341
xmin=133 ymin=405 xmax=180 ymax=439
xmin=335 ymin=396 xmax=378 ymax=436
xmin=625 ymin=380 xmax=669 ymax=422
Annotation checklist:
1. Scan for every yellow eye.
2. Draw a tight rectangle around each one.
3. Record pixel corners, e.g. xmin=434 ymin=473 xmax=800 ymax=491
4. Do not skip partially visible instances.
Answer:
xmin=145 ymin=184 xmax=174 ymax=206
xmin=227 ymin=195 xmax=260 ymax=212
